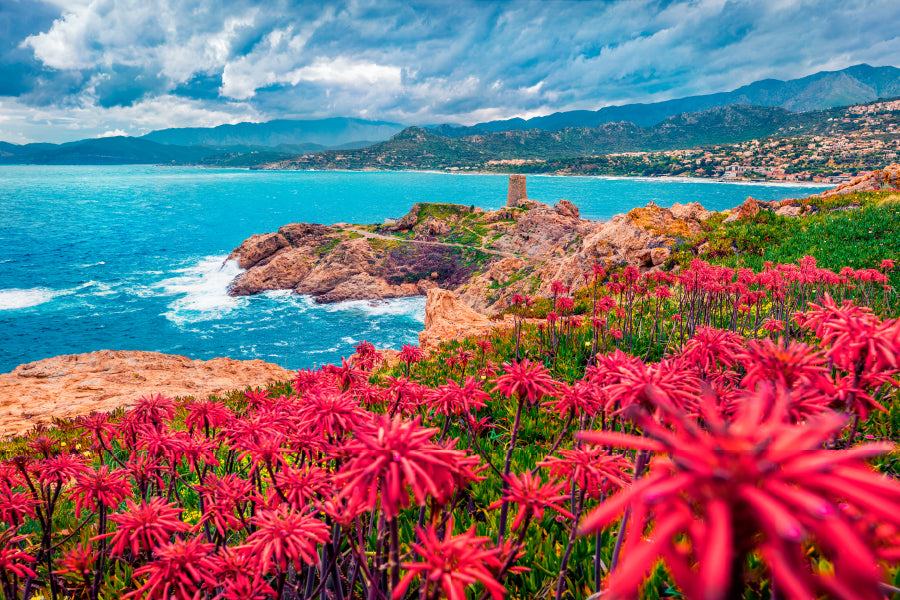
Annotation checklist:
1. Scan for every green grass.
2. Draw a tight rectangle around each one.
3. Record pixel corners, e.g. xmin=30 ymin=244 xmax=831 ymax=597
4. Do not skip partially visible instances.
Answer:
xmin=670 ymin=191 xmax=900 ymax=278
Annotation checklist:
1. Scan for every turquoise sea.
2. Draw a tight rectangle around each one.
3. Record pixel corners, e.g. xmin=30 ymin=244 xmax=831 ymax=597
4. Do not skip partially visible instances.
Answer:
xmin=0 ymin=166 xmax=829 ymax=373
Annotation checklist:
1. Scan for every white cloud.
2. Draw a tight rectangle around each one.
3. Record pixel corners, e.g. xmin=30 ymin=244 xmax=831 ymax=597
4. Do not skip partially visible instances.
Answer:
xmin=23 ymin=0 xmax=259 ymax=82
xmin=96 ymin=128 xmax=127 ymax=137
xmin=289 ymin=57 xmax=402 ymax=88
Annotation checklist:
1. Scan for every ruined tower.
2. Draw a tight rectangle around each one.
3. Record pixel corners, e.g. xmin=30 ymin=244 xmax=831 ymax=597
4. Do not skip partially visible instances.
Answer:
xmin=506 ymin=174 xmax=527 ymax=207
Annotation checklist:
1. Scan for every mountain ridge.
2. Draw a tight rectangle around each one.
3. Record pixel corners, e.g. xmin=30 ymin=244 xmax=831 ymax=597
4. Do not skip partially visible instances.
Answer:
xmin=434 ymin=63 xmax=900 ymax=136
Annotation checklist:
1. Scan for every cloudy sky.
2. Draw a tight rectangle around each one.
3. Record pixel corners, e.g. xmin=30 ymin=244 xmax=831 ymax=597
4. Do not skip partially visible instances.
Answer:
xmin=1 ymin=0 xmax=899 ymax=143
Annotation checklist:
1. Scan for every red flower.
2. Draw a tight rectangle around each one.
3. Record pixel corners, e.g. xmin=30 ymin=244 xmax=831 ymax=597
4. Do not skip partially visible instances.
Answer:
xmin=540 ymin=446 xmax=632 ymax=500
xmin=183 ymin=398 xmax=233 ymax=434
xmin=679 ymin=326 xmax=744 ymax=374
xmin=335 ymin=416 xmax=483 ymax=519
xmin=0 ymin=527 xmax=36 ymax=579
xmin=489 ymin=471 xmax=574 ymax=530
xmin=299 ymin=389 xmax=370 ymax=439
xmin=426 ymin=377 xmax=491 ymax=416
xmin=384 ymin=376 xmax=427 ymax=416
xmin=238 ymin=506 xmax=330 ymax=572
xmin=104 ymin=498 xmax=190 ymax=557
xmin=272 ymin=465 xmax=332 ymax=511
xmin=578 ymin=387 xmax=900 ymax=600
xmin=35 ymin=453 xmax=90 ymax=487
xmin=542 ymin=380 xmax=601 ymax=418
xmin=54 ymin=543 xmax=94 ymax=581
xmin=590 ymin=350 xmax=697 ymax=415
xmin=0 ymin=484 xmax=37 ymax=526
xmin=70 ymin=466 xmax=131 ymax=517
xmin=399 ymin=343 xmax=425 ymax=366
xmin=197 ymin=473 xmax=255 ymax=536
xmin=493 ymin=359 xmax=558 ymax=404
xmin=209 ymin=546 xmax=276 ymax=599
xmin=324 ymin=356 xmax=368 ymax=391
xmin=125 ymin=537 xmax=218 ymax=600
xmin=131 ymin=393 xmax=177 ymax=427
xmin=394 ymin=519 xmax=506 ymax=600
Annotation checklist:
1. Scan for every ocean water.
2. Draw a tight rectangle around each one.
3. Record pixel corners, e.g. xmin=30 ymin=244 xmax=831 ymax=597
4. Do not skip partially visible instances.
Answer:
xmin=0 ymin=166 xmax=829 ymax=373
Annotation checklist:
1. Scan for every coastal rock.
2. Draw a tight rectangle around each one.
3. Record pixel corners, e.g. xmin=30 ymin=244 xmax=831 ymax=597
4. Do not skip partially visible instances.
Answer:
xmin=391 ymin=204 xmax=422 ymax=231
xmin=0 ymin=351 xmax=292 ymax=438
xmin=419 ymin=288 xmax=496 ymax=352
xmin=554 ymin=199 xmax=580 ymax=218
xmin=724 ymin=197 xmax=760 ymax=223
xmin=488 ymin=201 xmax=587 ymax=258
xmin=651 ymin=247 xmax=671 ymax=266
xmin=229 ymin=247 xmax=312 ymax=296
xmin=277 ymin=223 xmax=333 ymax=248
xmin=229 ymin=233 xmax=288 ymax=269
xmin=775 ymin=205 xmax=802 ymax=218
xmin=226 ymin=195 xmax=719 ymax=315
xmin=293 ymin=238 xmax=378 ymax=297
xmin=414 ymin=216 xmax=451 ymax=236
xmin=815 ymin=164 xmax=900 ymax=198
xmin=670 ymin=202 xmax=713 ymax=221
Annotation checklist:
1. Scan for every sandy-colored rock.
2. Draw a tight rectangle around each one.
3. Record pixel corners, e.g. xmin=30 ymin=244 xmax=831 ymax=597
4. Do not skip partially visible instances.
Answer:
xmin=391 ymin=204 xmax=422 ymax=231
xmin=414 ymin=216 xmax=451 ymax=236
xmin=554 ymin=199 xmax=580 ymax=218
xmin=670 ymin=202 xmax=713 ymax=221
xmin=229 ymin=247 xmax=312 ymax=296
xmin=651 ymin=247 xmax=671 ymax=266
xmin=775 ymin=205 xmax=802 ymax=218
xmin=815 ymin=164 xmax=900 ymax=199
xmin=419 ymin=288 xmax=496 ymax=351
xmin=0 ymin=350 xmax=293 ymax=438
xmin=724 ymin=197 xmax=760 ymax=223
xmin=229 ymin=233 xmax=288 ymax=269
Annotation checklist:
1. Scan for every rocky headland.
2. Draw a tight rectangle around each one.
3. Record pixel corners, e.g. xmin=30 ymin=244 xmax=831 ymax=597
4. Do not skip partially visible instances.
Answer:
xmin=0 ymin=350 xmax=292 ymax=437
xmin=227 ymin=195 xmax=721 ymax=315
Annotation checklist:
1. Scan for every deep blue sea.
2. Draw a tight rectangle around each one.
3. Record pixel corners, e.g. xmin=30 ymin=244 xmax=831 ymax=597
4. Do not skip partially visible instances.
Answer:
xmin=0 ymin=166 xmax=829 ymax=373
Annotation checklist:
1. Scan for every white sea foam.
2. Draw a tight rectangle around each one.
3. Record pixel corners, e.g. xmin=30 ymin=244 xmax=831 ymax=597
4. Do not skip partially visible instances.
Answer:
xmin=157 ymin=256 xmax=247 ymax=325
xmin=0 ymin=287 xmax=64 ymax=310
xmin=323 ymin=296 xmax=426 ymax=322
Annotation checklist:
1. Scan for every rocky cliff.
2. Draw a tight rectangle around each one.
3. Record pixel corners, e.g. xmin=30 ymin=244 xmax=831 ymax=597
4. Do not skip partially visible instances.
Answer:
xmin=0 ymin=351 xmax=292 ymax=437
xmin=227 ymin=198 xmax=716 ymax=314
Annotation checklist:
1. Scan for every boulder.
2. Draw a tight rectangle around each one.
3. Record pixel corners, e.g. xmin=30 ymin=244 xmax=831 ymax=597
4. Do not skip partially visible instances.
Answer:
xmin=670 ymin=202 xmax=712 ymax=221
xmin=775 ymin=205 xmax=802 ymax=218
xmin=651 ymin=247 xmax=671 ymax=266
xmin=723 ymin=197 xmax=760 ymax=223
xmin=419 ymin=288 xmax=495 ymax=351
xmin=229 ymin=233 xmax=288 ymax=269
xmin=277 ymin=223 xmax=333 ymax=248
xmin=391 ymin=204 xmax=422 ymax=231
xmin=414 ymin=216 xmax=451 ymax=236
xmin=0 ymin=351 xmax=292 ymax=438
xmin=228 ymin=248 xmax=312 ymax=296
xmin=554 ymin=199 xmax=580 ymax=218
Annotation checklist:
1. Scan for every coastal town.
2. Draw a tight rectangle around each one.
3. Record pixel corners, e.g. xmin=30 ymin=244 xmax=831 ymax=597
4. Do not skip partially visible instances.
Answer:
xmin=491 ymin=98 xmax=900 ymax=182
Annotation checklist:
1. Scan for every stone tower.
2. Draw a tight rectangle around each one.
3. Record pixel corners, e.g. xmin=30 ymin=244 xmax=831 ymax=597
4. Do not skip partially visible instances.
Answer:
xmin=506 ymin=174 xmax=527 ymax=207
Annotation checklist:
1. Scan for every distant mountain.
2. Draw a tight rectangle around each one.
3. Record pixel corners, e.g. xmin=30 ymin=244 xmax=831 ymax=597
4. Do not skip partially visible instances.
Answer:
xmin=262 ymin=105 xmax=803 ymax=170
xmin=0 ymin=137 xmax=219 ymax=165
xmin=142 ymin=117 xmax=405 ymax=149
xmin=435 ymin=64 xmax=900 ymax=135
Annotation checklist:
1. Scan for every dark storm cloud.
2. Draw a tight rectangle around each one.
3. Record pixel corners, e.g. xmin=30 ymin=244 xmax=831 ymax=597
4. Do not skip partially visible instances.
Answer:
xmin=1 ymin=0 xmax=899 ymax=142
